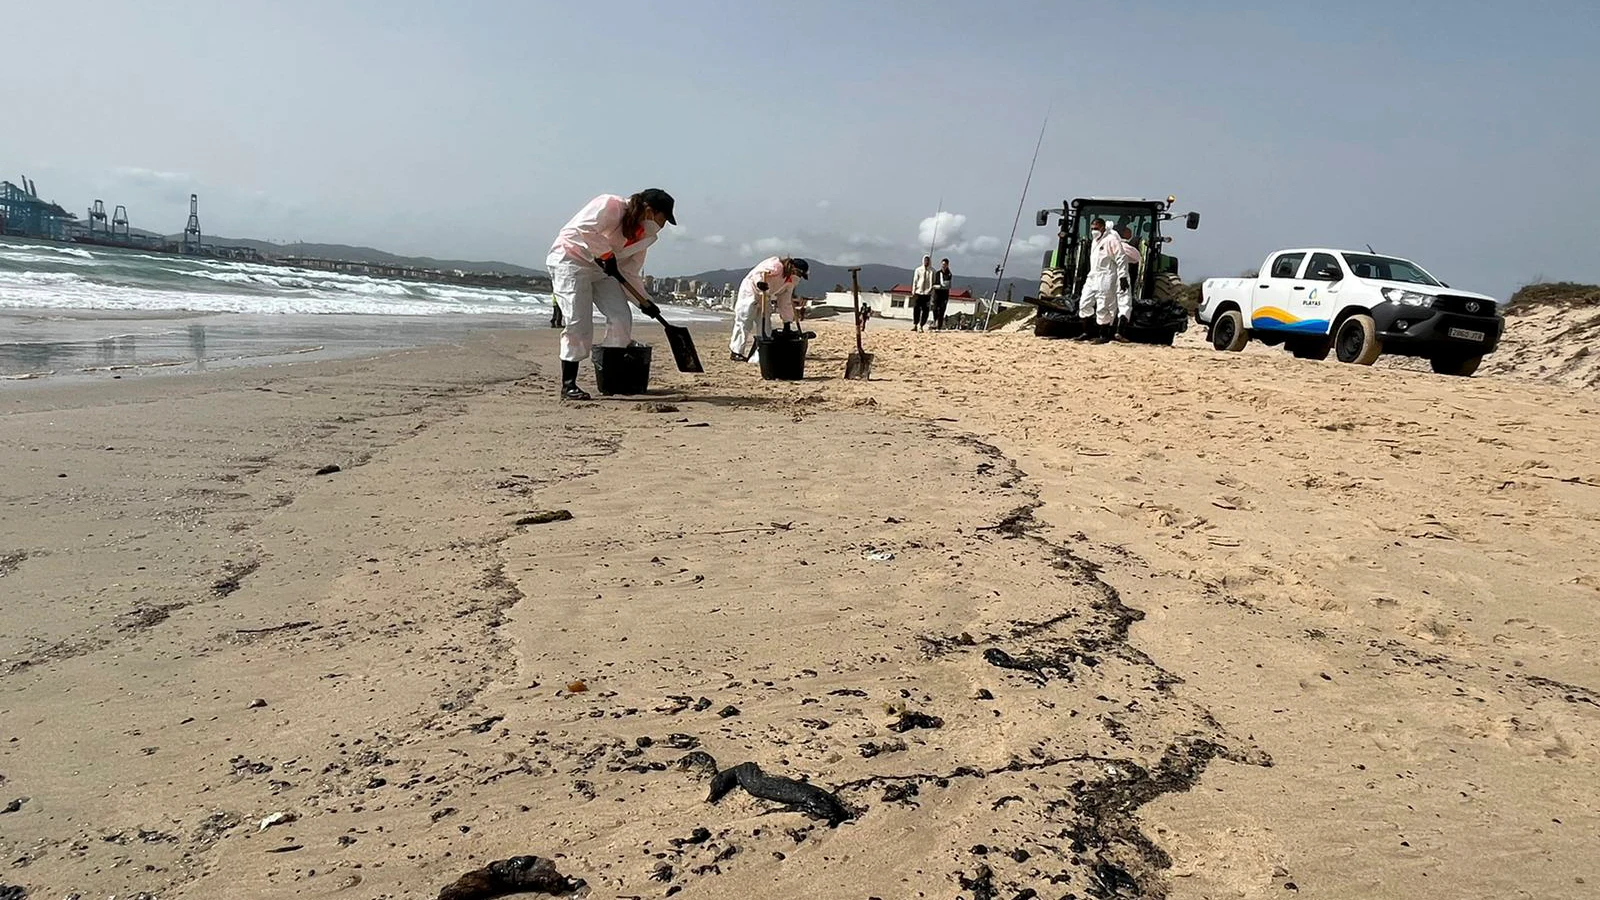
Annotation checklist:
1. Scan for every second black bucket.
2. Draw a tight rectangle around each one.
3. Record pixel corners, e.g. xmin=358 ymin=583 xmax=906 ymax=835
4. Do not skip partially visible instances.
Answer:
xmin=591 ymin=342 xmax=653 ymax=395
xmin=755 ymin=332 xmax=808 ymax=381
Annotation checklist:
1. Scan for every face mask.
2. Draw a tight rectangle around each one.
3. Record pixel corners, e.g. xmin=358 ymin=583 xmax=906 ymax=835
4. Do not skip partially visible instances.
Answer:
xmin=643 ymin=220 xmax=662 ymax=236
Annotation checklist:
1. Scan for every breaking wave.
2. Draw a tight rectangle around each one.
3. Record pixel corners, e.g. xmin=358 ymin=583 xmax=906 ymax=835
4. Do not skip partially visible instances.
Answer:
xmin=0 ymin=237 xmax=719 ymax=322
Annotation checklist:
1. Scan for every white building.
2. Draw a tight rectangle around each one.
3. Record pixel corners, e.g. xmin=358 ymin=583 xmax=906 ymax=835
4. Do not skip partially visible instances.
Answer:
xmin=820 ymin=283 xmax=984 ymax=321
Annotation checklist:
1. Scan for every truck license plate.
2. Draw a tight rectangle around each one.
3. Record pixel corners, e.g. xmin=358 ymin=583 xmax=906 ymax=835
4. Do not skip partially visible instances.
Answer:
xmin=1448 ymin=327 xmax=1486 ymax=342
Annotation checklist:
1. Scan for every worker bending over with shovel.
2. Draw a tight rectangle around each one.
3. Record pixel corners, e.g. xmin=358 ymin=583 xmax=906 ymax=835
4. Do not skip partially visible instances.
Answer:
xmin=730 ymin=255 xmax=809 ymax=362
xmin=545 ymin=189 xmax=676 ymax=400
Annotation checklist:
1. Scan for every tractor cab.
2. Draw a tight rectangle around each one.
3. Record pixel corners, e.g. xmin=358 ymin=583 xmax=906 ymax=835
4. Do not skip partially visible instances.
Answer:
xmin=1030 ymin=195 xmax=1199 ymax=343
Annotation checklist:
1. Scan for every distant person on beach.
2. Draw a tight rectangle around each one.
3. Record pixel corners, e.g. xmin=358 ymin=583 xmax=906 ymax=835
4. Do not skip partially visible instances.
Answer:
xmin=545 ymin=189 xmax=676 ymax=400
xmin=911 ymin=255 xmax=935 ymax=332
xmin=931 ymin=258 xmax=953 ymax=330
xmin=730 ymin=256 xmax=809 ymax=361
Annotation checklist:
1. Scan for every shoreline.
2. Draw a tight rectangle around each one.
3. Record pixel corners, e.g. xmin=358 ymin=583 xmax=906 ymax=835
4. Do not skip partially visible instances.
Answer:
xmin=0 ymin=306 xmax=729 ymax=384
xmin=1 ymin=322 xmax=1595 ymax=898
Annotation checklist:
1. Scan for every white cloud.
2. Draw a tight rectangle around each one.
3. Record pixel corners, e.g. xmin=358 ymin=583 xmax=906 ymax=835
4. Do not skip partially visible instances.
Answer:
xmin=113 ymin=166 xmax=192 ymax=184
xmin=918 ymin=212 xmax=1031 ymax=260
xmin=737 ymin=236 xmax=804 ymax=258
xmin=816 ymin=200 xmax=832 ymax=210
xmin=918 ymin=211 xmax=968 ymax=252
xmin=843 ymin=232 xmax=898 ymax=250
xmin=1009 ymin=233 xmax=1056 ymax=257
xmin=702 ymin=234 xmax=727 ymax=246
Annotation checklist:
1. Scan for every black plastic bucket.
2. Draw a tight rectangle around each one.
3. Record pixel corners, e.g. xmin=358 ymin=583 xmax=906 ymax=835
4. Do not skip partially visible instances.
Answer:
xmin=591 ymin=342 xmax=653 ymax=395
xmin=755 ymin=332 xmax=808 ymax=381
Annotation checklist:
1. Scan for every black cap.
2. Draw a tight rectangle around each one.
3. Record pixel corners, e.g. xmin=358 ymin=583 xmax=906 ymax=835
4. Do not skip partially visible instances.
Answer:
xmin=791 ymin=258 xmax=809 ymax=279
xmin=639 ymin=188 xmax=676 ymax=225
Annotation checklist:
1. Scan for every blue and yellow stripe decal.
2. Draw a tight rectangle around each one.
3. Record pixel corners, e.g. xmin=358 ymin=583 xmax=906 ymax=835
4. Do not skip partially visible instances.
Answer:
xmin=1252 ymin=306 xmax=1329 ymax=334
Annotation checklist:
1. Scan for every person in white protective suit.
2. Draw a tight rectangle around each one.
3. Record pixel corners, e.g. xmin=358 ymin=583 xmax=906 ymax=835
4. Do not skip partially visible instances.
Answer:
xmin=729 ymin=256 xmax=809 ymax=362
xmin=545 ymin=189 xmax=676 ymax=400
xmin=1074 ymin=217 xmax=1125 ymax=344
xmin=1114 ymin=224 xmax=1143 ymax=342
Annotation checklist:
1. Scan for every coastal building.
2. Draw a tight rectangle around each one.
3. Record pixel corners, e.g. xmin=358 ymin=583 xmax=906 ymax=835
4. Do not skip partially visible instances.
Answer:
xmin=822 ymin=284 xmax=981 ymax=321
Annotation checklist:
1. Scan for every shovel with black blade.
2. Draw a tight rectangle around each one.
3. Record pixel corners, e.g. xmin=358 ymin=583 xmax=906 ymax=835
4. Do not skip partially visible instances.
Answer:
xmin=844 ymin=266 xmax=873 ymax=380
xmin=593 ymin=259 xmax=704 ymax=373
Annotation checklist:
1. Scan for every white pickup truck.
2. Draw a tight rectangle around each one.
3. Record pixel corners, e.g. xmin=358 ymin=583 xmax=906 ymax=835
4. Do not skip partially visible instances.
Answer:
xmin=1197 ymin=248 xmax=1504 ymax=376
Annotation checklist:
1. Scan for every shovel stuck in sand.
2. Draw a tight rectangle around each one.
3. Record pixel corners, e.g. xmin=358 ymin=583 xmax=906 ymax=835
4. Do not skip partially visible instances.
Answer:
xmin=844 ymin=266 xmax=874 ymax=380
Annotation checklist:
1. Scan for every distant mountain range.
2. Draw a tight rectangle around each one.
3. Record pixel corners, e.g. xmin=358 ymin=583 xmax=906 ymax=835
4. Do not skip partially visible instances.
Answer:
xmin=681 ymin=262 xmax=1040 ymax=301
xmin=123 ymin=229 xmax=1042 ymax=297
xmin=140 ymin=231 xmax=550 ymax=278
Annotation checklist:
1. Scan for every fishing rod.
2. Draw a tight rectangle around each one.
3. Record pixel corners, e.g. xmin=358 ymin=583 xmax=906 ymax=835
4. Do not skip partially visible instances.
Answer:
xmin=929 ymin=195 xmax=943 ymax=257
xmin=982 ymin=111 xmax=1049 ymax=330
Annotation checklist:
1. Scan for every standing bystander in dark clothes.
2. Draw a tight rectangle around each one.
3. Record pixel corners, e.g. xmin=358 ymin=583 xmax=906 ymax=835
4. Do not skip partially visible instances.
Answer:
xmin=931 ymin=258 xmax=953 ymax=329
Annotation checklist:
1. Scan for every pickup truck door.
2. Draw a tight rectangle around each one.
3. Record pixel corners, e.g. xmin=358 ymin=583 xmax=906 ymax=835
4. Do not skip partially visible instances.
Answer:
xmin=1291 ymin=252 xmax=1344 ymax=334
xmin=1250 ymin=251 xmax=1307 ymax=331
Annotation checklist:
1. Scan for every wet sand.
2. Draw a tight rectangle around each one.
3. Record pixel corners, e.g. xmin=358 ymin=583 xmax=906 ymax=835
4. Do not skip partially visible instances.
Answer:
xmin=0 ymin=320 xmax=1595 ymax=898
xmin=0 ymin=308 xmax=722 ymax=381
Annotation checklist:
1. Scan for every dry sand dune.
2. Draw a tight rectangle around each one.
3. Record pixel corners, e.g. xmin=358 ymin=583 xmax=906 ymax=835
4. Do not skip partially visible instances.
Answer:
xmin=1 ymin=317 xmax=1596 ymax=899
xmin=1455 ymin=299 xmax=1600 ymax=389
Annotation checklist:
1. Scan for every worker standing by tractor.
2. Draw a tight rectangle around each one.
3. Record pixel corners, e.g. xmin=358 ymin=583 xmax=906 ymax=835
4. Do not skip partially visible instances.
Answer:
xmin=730 ymin=256 xmax=809 ymax=361
xmin=1115 ymin=224 xmax=1142 ymax=342
xmin=1075 ymin=217 xmax=1125 ymax=344
xmin=545 ymin=189 xmax=676 ymax=400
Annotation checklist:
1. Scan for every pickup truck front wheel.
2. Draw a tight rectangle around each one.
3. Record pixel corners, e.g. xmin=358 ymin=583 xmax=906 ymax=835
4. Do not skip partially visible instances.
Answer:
xmin=1430 ymin=354 xmax=1483 ymax=377
xmin=1211 ymin=310 xmax=1248 ymax=352
xmin=1334 ymin=315 xmax=1382 ymax=365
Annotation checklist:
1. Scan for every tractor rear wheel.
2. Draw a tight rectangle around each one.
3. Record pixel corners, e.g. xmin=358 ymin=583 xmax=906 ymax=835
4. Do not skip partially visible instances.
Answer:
xmin=1153 ymin=272 xmax=1186 ymax=303
xmin=1040 ymin=267 xmax=1067 ymax=300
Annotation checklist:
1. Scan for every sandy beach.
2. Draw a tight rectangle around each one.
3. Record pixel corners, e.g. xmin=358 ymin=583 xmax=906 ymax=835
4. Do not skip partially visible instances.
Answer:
xmin=2 ymin=319 xmax=1596 ymax=899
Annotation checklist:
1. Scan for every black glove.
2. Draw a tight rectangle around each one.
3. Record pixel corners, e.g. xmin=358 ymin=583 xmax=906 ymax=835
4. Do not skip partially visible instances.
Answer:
xmin=639 ymin=298 xmax=661 ymax=319
xmin=598 ymin=255 xmax=621 ymax=279
xmin=755 ymin=281 xmax=769 ymax=292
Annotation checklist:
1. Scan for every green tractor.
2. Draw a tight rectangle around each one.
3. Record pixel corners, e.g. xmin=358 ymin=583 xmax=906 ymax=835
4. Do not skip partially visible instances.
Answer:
xmin=1028 ymin=196 xmax=1199 ymax=344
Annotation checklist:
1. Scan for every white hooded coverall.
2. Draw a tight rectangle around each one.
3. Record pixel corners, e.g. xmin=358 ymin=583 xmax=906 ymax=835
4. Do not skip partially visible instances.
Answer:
xmin=1078 ymin=229 xmax=1126 ymax=325
xmin=730 ymin=256 xmax=799 ymax=360
xmin=1118 ymin=237 xmax=1142 ymax=322
xmin=546 ymin=194 xmax=660 ymax=362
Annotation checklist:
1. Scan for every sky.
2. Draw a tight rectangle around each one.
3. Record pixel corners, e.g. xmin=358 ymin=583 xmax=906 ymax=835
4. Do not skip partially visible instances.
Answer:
xmin=6 ymin=0 xmax=1598 ymax=297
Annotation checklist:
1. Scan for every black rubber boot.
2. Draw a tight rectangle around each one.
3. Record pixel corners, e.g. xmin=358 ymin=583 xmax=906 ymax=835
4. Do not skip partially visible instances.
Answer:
xmin=1113 ymin=317 xmax=1132 ymax=343
xmin=1093 ymin=322 xmax=1114 ymax=344
xmin=560 ymin=359 xmax=590 ymax=401
xmin=1074 ymin=320 xmax=1099 ymax=342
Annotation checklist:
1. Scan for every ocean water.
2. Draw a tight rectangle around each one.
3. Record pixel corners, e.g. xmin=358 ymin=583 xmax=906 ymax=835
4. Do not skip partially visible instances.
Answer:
xmin=1 ymin=237 xmax=564 ymax=316
xmin=0 ymin=237 xmax=722 ymax=379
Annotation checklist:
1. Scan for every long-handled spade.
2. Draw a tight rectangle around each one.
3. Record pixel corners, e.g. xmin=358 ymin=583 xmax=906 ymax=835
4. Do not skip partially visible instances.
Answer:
xmin=844 ymin=266 xmax=873 ymax=380
xmin=594 ymin=260 xmax=704 ymax=373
